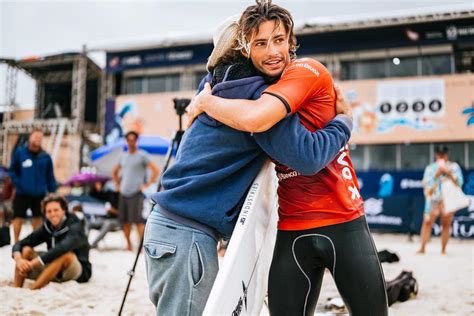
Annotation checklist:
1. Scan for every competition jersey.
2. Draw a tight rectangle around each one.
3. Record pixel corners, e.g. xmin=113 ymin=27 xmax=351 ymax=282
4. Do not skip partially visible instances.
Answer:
xmin=263 ymin=58 xmax=365 ymax=230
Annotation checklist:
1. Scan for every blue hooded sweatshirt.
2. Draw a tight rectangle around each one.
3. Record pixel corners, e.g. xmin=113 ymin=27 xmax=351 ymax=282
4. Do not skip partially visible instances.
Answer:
xmin=9 ymin=146 xmax=57 ymax=196
xmin=152 ymin=75 xmax=352 ymax=237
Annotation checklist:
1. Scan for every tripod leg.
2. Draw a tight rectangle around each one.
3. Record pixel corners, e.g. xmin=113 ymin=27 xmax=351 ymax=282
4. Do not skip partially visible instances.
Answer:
xmin=118 ymin=234 xmax=144 ymax=315
xmin=118 ymin=131 xmax=181 ymax=315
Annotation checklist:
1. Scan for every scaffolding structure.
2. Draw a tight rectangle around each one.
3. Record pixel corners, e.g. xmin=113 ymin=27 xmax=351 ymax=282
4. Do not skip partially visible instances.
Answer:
xmin=0 ymin=59 xmax=19 ymax=165
xmin=0 ymin=52 xmax=102 ymax=180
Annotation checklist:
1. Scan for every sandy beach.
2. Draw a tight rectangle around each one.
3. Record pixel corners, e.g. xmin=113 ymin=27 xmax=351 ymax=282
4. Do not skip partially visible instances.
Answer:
xmin=1 ymin=226 xmax=472 ymax=315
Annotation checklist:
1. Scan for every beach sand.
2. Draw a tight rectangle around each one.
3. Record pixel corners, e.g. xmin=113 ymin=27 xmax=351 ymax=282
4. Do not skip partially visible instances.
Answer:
xmin=1 ymin=225 xmax=472 ymax=315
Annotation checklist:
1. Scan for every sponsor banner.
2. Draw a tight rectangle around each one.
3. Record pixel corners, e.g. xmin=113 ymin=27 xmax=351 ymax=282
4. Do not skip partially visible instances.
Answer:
xmin=376 ymin=79 xmax=445 ymax=125
xmin=104 ymin=91 xmax=195 ymax=143
xmin=364 ymin=196 xmax=418 ymax=233
xmin=361 ymin=169 xmax=474 ymax=237
xmin=340 ymin=74 xmax=474 ymax=144
xmin=298 ymin=19 xmax=474 ymax=55
xmin=105 ymin=77 xmax=473 ymax=147
xmin=106 ymin=43 xmax=213 ymax=73
xmin=104 ymin=98 xmax=116 ymax=143
xmin=365 ymin=195 xmax=474 ymax=238
xmin=357 ymin=169 xmax=474 ymax=197
xmin=106 ymin=20 xmax=474 ymax=72
xmin=357 ymin=171 xmax=423 ymax=197
xmin=427 ymin=24 xmax=474 ymax=42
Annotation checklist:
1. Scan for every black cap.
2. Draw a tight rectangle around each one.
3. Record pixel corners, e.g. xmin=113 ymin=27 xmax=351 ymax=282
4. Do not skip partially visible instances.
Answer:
xmin=435 ymin=145 xmax=449 ymax=154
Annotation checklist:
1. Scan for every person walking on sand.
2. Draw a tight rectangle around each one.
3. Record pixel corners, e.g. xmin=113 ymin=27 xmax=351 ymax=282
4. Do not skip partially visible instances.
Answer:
xmin=417 ymin=145 xmax=464 ymax=255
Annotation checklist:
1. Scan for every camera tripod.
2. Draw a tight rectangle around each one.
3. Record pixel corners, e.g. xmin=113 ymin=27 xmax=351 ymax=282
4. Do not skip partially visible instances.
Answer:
xmin=118 ymin=98 xmax=190 ymax=315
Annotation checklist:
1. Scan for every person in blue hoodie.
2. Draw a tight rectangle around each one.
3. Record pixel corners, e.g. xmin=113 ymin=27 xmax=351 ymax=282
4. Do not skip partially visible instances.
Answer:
xmin=143 ymin=16 xmax=353 ymax=315
xmin=9 ymin=129 xmax=57 ymax=243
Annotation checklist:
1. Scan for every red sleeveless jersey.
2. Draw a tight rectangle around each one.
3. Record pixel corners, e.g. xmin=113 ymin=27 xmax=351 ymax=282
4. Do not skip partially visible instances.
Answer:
xmin=263 ymin=58 xmax=365 ymax=230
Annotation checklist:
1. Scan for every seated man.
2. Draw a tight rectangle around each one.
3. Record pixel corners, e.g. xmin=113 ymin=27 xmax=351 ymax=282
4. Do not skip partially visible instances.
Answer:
xmin=0 ymin=167 xmax=14 ymax=220
xmin=88 ymin=181 xmax=121 ymax=249
xmin=12 ymin=194 xmax=92 ymax=290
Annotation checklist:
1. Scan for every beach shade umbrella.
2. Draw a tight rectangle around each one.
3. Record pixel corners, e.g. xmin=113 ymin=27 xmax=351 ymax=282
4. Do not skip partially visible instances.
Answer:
xmin=90 ymin=135 xmax=171 ymax=177
xmin=64 ymin=172 xmax=110 ymax=186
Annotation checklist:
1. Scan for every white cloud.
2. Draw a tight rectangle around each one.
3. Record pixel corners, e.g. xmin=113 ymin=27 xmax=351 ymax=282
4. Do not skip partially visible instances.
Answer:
xmin=1 ymin=0 xmax=472 ymax=108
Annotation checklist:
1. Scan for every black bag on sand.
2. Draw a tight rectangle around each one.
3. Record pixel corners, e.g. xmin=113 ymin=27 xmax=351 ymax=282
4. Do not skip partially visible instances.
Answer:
xmin=386 ymin=271 xmax=418 ymax=306
xmin=0 ymin=225 xmax=10 ymax=247
xmin=398 ymin=275 xmax=418 ymax=302
xmin=377 ymin=249 xmax=400 ymax=263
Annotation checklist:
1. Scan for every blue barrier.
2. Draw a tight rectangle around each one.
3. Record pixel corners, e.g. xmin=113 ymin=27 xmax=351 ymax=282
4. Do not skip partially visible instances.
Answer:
xmin=364 ymin=195 xmax=474 ymax=239
xmin=355 ymin=169 xmax=474 ymax=238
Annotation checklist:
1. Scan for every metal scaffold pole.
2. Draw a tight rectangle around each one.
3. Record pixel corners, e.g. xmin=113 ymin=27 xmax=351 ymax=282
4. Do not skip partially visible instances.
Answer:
xmin=1 ymin=63 xmax=19 ymax=166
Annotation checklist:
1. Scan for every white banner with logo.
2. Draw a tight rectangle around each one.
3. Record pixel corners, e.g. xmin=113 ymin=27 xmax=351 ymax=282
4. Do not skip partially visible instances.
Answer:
xmin=375 ymin=79 xmax=445 ymax=132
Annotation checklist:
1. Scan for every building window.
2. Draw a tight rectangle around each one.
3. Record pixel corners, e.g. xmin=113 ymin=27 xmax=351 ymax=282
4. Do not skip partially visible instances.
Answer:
xmin=346 ymin=142 xmax=472 ymax=172
xmin=340 ymin=61 xmax=357 ymax=80
xmin=368 ymin=144 xmax=397 ymax=170
xmin=147 ymin=74 xmax=180 ymax=93
xmin=193 ymin=71 xmax=208 ymax=90
xmin=390 ymin=56 xmax=418 ymax=77
xmin=123 ymin=74 xmax=181 ymax=94
xmin=468 ymin=142 xmax=474 ymax=169
xmin=401 ymin=143 xmax=430 ymax=170
xmin=124 ymin=77 xmax=143 ymax=94
xmin=349 ymin=143 xmax=365 ymax=171
xmin=148 ymin=76 xmax=166 ymax=93
xmin=454 ymin=43 xmax=474 ymax=73
xmin=341 ymin=59 xmax=390 ymax=80
xmin=340 ymin=53 xmax=455 ymax=81
xmin=358 ymin=59 xmax=387 ymax=80
xmin=422 ymin=54 xmax=452 ymax=75
xmin=445 ymin=142 xmax=466 ymax=169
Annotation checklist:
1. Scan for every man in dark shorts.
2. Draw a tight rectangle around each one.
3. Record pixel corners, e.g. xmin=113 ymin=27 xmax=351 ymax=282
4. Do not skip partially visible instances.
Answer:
xmin=112 ymin=131 xmax=159 ymax=250
xmin=188 ymin=1 xmax=388 ymax=315
xmin=12 ymin=195 xmax=91 ymax=289
xmin=144 ymin=13 xmax=354 ymax=315
xmin=9 ymin=129 xmax=57 ymax=242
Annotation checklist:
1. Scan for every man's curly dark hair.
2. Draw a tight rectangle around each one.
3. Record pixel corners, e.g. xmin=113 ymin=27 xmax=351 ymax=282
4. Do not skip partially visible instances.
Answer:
xmin=237 ymin=0 xmax=298 ymax=59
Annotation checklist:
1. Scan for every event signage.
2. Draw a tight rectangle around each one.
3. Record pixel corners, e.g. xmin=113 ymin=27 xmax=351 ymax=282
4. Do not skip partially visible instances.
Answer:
xmin=106 ymin=44 xmax=213 ymax=73
xmin=104 ymin=91 xmax=195 ymax=144
xmin=297 ymin=19 xmax=474 ymax=55
xmin=365 ymin=195 xmax=474 ymax=239
xmin=356 ymin=170 xmax=474 ymax=197
xmin=375 ymin=79 xmax=445 ymax=133
xmin=359 ymin=170 xmax=474 ymax=238
xmin=340 ymin=74 xmax=474 ymax=144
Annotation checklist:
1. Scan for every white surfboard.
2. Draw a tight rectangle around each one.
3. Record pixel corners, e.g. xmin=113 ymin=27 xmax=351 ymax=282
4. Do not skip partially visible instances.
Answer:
xmin=204 ymin=161 xmax=278 ymax=315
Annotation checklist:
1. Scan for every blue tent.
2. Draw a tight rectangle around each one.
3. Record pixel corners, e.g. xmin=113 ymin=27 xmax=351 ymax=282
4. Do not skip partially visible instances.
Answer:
xmin=90 ymin=135 xmax=171 ymax=176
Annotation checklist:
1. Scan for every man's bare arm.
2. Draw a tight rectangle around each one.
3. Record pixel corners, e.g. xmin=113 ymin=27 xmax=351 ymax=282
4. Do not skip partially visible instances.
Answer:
xmin=187 ymin=82 xmax=287 ymax=133
xmin=142 ymin=162 xmax=160 ymax=190
xmin=112 ymin=165 xmax=121 ymax=191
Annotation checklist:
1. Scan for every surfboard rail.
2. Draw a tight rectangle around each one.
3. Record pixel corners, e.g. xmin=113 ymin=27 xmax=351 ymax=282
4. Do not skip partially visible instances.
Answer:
xmin=204 ymin=161 xmax=278 ymax=315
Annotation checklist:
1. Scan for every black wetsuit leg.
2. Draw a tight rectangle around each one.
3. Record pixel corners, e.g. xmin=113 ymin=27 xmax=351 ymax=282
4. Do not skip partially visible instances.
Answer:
xmin=268 ymin=216 xmax=388 ymax=316
xmin=268 ymin=229 xmax=326 ymax=315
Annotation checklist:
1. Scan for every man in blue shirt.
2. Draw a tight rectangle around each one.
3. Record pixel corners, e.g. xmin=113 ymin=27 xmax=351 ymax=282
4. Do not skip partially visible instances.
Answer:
xmin=9 ymin=129 xmax=57 ymax=242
